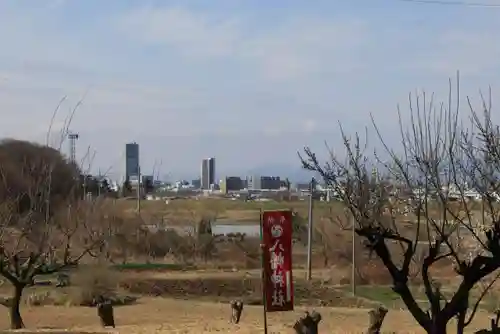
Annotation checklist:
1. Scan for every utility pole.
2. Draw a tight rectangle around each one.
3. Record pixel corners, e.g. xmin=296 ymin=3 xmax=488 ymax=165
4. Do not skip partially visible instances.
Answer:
xmin=136 ymin=166 xmax=141 ymax=213
xmin=306 ymin=177 xmax=316 ymax=281
xmin=351 ymin=214 xmax=356 ymax=295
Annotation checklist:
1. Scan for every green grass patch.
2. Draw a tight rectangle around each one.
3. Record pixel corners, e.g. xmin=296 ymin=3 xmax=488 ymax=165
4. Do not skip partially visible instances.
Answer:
xmin=351 ymin=286 xmax=401 ymax=305
xmin=339 ymin=285 xmax=500 ymax=312
xmin=338 ymin=285 xmax=429 ymax=308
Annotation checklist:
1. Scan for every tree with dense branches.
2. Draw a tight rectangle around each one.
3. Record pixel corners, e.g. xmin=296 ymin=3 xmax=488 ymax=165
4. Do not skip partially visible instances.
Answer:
xmin=300 ymin=79 xmax=500 ymax=333
xmin=0 ymin=139 xmax=80 ymax=215
xmin=80 ymin=175 xmax=116 ymax=198
xmin=0 ymin=139 xmax=111 ymax=329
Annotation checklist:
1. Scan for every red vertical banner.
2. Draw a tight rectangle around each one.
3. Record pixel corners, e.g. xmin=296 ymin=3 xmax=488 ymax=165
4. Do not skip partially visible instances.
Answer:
xmin=261 ymin=210 xmax=294 ymax=312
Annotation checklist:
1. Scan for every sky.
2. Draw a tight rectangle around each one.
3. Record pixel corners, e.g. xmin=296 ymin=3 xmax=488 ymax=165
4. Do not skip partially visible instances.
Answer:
xmin=0 ymin=0 xmax=499 ymax=181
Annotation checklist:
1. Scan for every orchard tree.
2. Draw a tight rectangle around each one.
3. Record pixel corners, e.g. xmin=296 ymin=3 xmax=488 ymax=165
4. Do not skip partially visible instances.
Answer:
xmin=300 ymin=80 xmax=500 ymax=334
xmin=0 ymin=140 xmax=111 ymax=329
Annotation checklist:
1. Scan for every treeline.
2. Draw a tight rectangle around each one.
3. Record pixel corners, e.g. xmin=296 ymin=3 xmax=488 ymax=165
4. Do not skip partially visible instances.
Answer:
xmin=0 ymin=139 xmax=119 ymax=208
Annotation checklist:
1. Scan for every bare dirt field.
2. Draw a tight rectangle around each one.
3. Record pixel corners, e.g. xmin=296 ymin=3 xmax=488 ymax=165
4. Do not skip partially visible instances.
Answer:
xmin=0 ymin=297 xmax=492 ymax=334
xmin=0 ymin=269 xmax=495 ymax=333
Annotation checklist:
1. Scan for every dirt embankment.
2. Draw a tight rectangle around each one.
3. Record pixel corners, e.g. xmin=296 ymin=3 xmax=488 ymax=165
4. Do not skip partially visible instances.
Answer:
xmin=120 ymin=276 xmax=376 ymax=308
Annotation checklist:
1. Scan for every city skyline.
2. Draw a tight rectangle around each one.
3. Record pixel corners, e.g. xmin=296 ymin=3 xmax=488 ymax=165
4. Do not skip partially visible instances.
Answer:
xmin=119 ymin=146 xmax=312 ymax=183
xmin=0 ymin=1 xmax=499 ymax=178
xmin=118 ymin=141 xmax=314 ymax=183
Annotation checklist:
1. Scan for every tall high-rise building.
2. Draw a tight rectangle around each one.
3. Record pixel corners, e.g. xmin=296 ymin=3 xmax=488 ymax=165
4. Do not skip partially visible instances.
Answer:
xmin=201 ymin=159 xmax=208 ymax=189
xmin=208 ymin=158 xmax=215 ymax=187
xmin=201 ymin=157 xmax=215 ymax=189
xmin=125 ymin=142 xmax=140 ymax=181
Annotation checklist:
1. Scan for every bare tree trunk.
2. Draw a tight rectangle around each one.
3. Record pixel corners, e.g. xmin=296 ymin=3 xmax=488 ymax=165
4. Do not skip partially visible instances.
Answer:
xmin=367 ymin=306 xmax=388 ymax=334
xmin=457 ymin=310 xmax=466 ymax=334
xmin=96 ymin=299 xmax=115 ymax=328
xmin=322 ymin=249 xmax=328 ymax=267
xmin=429 ymin=321 xmax=447 ymax=334
xmin=10 ymin=283 xmax=25 ymax=329
xmin=293 ymin=311 xmax=321 ymax=334
xmin=230 ymin=300 xmax=244 ymax=324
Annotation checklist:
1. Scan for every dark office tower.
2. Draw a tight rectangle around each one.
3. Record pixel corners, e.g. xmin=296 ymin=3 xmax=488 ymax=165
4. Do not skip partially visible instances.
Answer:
xmin=125 ymin=142 xmax=139 ymax=180
xmin=208 ymin=157 xmax=215 ymax=187
xmin=201 ymin=157 xmax=216 ymax=189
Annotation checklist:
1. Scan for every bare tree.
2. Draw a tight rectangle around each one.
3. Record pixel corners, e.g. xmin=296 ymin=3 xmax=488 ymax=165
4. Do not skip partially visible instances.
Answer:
xmin=105 ymin=215 xmax=145 ymax=264
xmin=0 ymin=139 xmax=81 ymax=210
xmin=0 ymin=141 xmax=111 ymax=329
xmin=300 ymin=78 xmax=500 ymax=333
xmin=313 ymin=218 xmax=340 ymax=267
xmin=0 ymin=200 xmax=110 ymax=329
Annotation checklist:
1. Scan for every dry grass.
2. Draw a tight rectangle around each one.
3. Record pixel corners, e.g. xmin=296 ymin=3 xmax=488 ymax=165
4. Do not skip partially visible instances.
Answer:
xmin=0 ymin=297 xmax=493 ymax=333
xmin=0 ymin=267 xmax=137 ymax=308
xmin=217 ymin=209 xmax=260 ymax=222
xmin=110 ymin=197 xmax=340 ymax=225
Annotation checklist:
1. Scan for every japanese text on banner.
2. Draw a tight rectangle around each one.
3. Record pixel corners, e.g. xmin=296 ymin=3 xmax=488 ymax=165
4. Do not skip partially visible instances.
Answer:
xmin=261 ymin=210 xmax=294 ymax=312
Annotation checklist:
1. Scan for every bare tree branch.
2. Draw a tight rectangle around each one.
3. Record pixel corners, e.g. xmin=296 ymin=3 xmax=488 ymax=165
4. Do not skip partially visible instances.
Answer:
xmin=299 ymin=76 xmax=500 ymax=333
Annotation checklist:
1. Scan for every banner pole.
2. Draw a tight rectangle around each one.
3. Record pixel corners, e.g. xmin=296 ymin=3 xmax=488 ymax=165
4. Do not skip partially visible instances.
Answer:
xmin=259 ymin=208 xmax=268 ymax=334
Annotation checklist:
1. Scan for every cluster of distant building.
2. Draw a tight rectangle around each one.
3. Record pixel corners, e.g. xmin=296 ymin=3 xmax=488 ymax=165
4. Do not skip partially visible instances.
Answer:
xmin=195 ymin=157 xmax=299 ymax=194
xmin=123 ymin=142 xmax=314 ymax=195
xmin=71 ymin=139 xmax=499 ymax=203
xmin=177 ymin=158 xmax=302 ymax=194
xmin=120 ymin=142 xmax=495 ymax=203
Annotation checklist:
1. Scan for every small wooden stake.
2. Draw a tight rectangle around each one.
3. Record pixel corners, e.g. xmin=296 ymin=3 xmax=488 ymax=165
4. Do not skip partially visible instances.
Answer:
xmin=367 ymin=306 xmax=388 ymax=334
xmin=293 ymin=311 xmax=322 ymax=334
xmin=230 ymin=300 xmax=244 ymax=324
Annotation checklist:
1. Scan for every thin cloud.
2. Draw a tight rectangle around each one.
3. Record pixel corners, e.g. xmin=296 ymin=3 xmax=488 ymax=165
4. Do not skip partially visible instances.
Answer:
xmin=398 ymin=29 xmax=500 ymax=75
xmin=238 ymin=18 xmax=369 ymax=81
xmin=111 ymin=5 xmax=500 ymax=81
xmin=112 ymin=7 xmax=370 ymax=81
xmin=113 ymin=6 xmax=242 ymax=59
